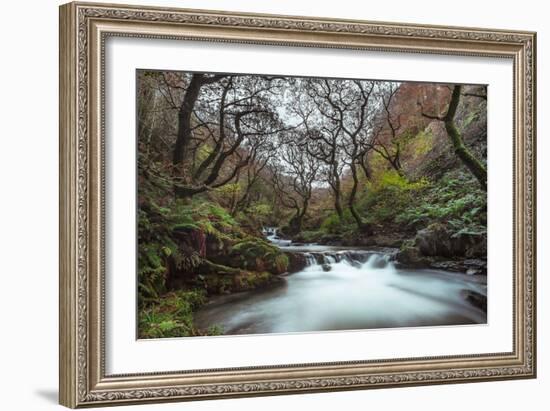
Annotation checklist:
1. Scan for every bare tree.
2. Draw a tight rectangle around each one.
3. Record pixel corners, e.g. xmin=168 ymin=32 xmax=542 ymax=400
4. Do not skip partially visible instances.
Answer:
xmin=338 ymin=81 xmax=377 ymax=231
xmin=231 ymin=144 xmax=277 ymax=215
xmin=302 ymin=79 xmax=377 ymax=230
xmin=270 ymin=136 xmax=319 ymax=234
xmin=153 ymin=73 xmax=288 ymax=198
xmin=370 ymin=83 xmax=405 ymax=174
xmin=296 ymin=79 xmax=348 ymax=219
xmin=171 ymin=73 xmax=227 ymax=166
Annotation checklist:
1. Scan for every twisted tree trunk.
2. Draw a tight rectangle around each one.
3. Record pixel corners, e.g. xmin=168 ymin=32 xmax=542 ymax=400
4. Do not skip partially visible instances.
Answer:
xmin=444 ymin=86 xmax=487 ymax=190
xmin=172 ymin=74 xmax=225 ymax=167
xmin=423 ymin=85 xmax=487 ymax=190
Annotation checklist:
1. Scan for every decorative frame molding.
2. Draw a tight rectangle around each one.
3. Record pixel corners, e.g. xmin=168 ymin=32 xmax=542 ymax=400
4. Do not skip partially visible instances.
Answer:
xmin=59 ymin=1 xmax=536 ymax=408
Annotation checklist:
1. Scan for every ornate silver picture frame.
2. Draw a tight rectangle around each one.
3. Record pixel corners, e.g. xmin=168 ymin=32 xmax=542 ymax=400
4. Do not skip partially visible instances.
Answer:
xmin=59 ymin=1 xmax=536 ymax=407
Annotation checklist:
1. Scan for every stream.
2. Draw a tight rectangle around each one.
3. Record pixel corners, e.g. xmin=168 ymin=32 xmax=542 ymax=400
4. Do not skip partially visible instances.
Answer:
xmin=194 ymin=229 xmax=487 ymax=336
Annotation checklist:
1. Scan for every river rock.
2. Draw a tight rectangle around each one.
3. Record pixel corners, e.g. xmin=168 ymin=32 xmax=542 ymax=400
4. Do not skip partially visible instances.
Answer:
xmin=368 ymin=255 xmax=389 ymax=269
xmin=416 ymin=223 xmax=453 ymax=257
xmin=395 ymin=241 xmax=431 ymax=268
xmin=463 ymin=259 xmax=487 ymax=275
xmin=312 ymin=253 xmax=325 ymax=265
xmin=397 ymin=235 xmax=487 ymax=274
xmin=321 ymin=263 xmax=332 ymax=272
xmin=222 ymin=240 xmax=290 ymax=275
xmin=200 ymin=270 xmax=285 ymax=295
xmin=284 ymin=251 xmax=307 ymax=274
xmin=351 ymin=233 xmax=404 ymax=248
xmin=430 ymin=260 xmax=465 ymax=272
xmin=415 ymin=223 xmax=486 ymax=258
xmin=460 ymin=289 xmax=487 ymax=312
xmin=430 ymin=258 xmax=487 ymax=275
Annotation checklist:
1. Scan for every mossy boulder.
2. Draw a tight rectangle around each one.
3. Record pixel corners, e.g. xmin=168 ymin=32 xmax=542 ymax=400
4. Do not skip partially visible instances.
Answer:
xmin=396 ymin=231 xmax=488 ymax=273
xmin=416 ymin=222 xmax=486 ymax=258
xmin=199 ymin=270 xmax=282 ymax=294
xmin=188 ymin=258 xmax=285 ymax=294
xmin=228 ymin=239 xmax=289 ymax=274
xmin=395 ymin=239 xmax=430 ymax=268
xmin=233 ymin=270 xmax=280 ymax=291
xmin=284 ymin=251 xmax=308 ymax=273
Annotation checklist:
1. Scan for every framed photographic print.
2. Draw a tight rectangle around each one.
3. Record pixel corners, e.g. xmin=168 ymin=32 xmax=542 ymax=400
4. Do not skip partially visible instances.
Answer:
xmin=59 ymin=1 xmax=537 ymax=408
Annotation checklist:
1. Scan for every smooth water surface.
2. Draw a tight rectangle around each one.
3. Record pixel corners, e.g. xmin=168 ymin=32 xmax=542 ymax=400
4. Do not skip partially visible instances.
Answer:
xmin=194 ymin=248 xmax=487 ymax=335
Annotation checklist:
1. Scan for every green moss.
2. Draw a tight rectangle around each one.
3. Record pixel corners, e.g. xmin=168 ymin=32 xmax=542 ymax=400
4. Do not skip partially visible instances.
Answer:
xmin=138 ymin=289 xmax=210 ymax=338
xmin=356 ymin=171 xmax=430 ymax=226
xmin=274 ymin=254 xmax=289 ymax=273
xmin=137 ymin=192 xmax=254 ymax=301
xmin=230 ymin=239 xmax=289 ymax=274
xmin=234 ymin=271 xmax=273 ymax=290
xmin=201 ymin=259 xmax=241 ymax=275
xmin=199 ymin=269 xmax=276 ymax=294
xmin=462 ymin=110 xmax=479 ymax=128
xmin=201 ymin=273 xmax=232 ymax=294
xmin=372 ymin=170 xmax=429 ymax=192
xmin=408 ymin=129 xmax=434 ymax=159
xmin=207 ymin=324 xmax=224 ymax=335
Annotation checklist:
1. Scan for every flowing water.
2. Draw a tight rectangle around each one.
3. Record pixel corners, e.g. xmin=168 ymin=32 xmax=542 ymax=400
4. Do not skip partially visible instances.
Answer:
xmin=194 ymin=232 xmax=487 ymax=336
xmin=262 ymin=227 xmax=292 ymax=246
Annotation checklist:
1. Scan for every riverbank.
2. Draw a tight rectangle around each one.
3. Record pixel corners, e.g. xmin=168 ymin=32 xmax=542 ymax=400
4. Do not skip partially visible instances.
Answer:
xmin=286 ymin=221 xmax=487 ymax=277
xmin=139 ymin=223 xmax=487 ymax=338
xmin=281 ymin=243 xmax=487 ymax=278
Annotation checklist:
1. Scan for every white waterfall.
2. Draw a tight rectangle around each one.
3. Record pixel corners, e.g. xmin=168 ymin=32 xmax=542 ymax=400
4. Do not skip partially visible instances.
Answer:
xmin=262 ymin=226 xmax=292 ymax=246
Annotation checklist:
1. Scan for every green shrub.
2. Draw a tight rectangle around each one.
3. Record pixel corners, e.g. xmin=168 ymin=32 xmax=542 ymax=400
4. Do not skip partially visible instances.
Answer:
xmin=170 ymin=200 xmax=242 ymax=241
xmin=245 ymin=203 xmax=273 ymax=225
xmin=138 ymin=289 xmax=208 ymax=338
xmin=320 ymin=213 xmax=341 ymax=234
xmin=138 ymin=239 xmax=174 ymax=300
xmin=395 ymin=173 xmax=487 ymax=236
xmin=359 ymin=170 xmax=429 ymax=225
xmin=207 ymin=324 xmax=224 ymax=335
xmin=371 ymin=169 xmax=429 ymax=192
xmin=296 ymin=230 xmax=324 ymax=243
xmin=320 ymin=210 xmax=354 ymax=234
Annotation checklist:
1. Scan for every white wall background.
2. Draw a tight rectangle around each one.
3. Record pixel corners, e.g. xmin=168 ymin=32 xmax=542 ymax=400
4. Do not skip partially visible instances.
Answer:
xmin=0 ymin=0 xmax=546 ymax=410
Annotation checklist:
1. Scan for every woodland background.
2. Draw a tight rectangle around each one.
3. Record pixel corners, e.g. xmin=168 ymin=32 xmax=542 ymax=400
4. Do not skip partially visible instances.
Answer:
xmin=137 ymin=70 xmax=488 ymax=338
